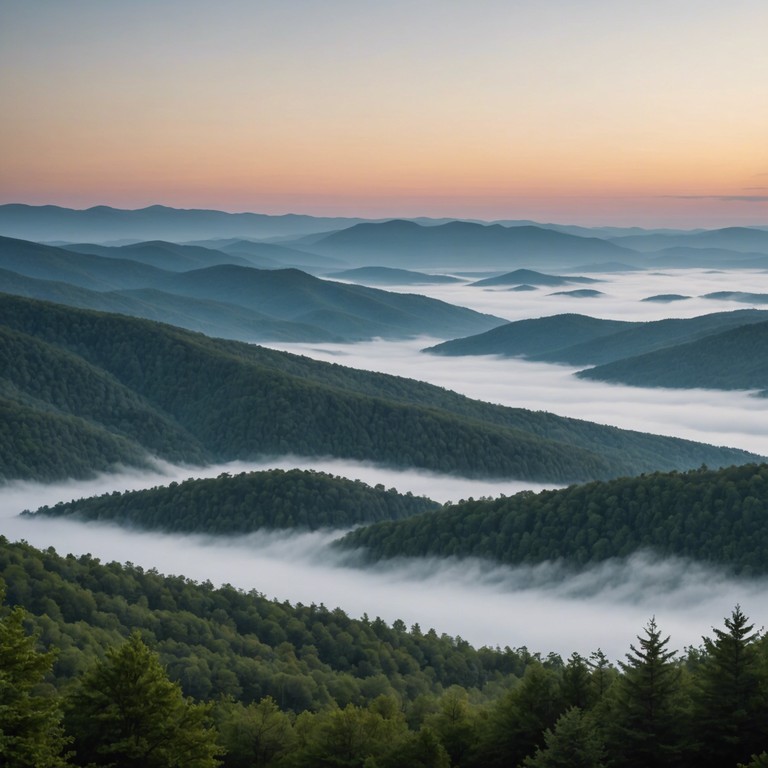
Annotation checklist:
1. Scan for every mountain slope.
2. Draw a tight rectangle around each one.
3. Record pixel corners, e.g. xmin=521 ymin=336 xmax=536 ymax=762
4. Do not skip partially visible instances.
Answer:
xmin=0 ymin=236 xmax=504 ymax=341
xmin=337 ymin=463 xmax=768 ymax=575
xmin=425 ymin=310 xmax=768 ymax=366
xmin=151 ymin=264 xmax=505 ymax=339
xmin=327 ymin=266 xmax=462 ymax=285
xmin=425 ymin=314 xmax=632 ymax=358
xmin=578 ymin=320 xmax=768 ymax=393
xmin=0 ymin=268 xmax=338 ymax=343
xmin=63 ymin=240 xmax=253 ymax=271
xmin=0 ymin=203 xmax=370 ymax=242
xmin=0 ymin=294 xmax=758 ymax=484
xmin=305 ymin=220 xmax=635 ymax=269
xmin=470 ymin=269 xmax=599 ymax=287
xmin=26 ymin=469 xmax=439 ymax=533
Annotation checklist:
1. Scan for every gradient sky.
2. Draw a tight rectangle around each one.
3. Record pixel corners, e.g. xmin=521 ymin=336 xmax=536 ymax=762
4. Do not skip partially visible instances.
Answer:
xmin=1 ymin=0 xmax=767 ymax=226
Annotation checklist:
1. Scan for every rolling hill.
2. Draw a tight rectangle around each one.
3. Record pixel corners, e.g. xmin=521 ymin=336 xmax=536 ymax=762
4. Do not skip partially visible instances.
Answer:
xmin=303 ymin=220 xmax=635 ymax=269
xmin=326 ymin=266 xmax=462 ymax=285
xmin=0 ymin=236 xmax=505 ymax=341
xmin=0 ymin=203 xmax=370 ymax=242
xmin=337 ymin=463 xmax=768 ymax=575
xmin=0 ymin=294 xmax=758 ymax=484
xmin=425 ymin=310 xmax=768 ymax=366
xmin=578 ymin=320 xmax=768 ymax=393
xmin=25 ymin=469 xmax=440 ymax=533
xmin=470 ymin=269 xmax=599 ymax=287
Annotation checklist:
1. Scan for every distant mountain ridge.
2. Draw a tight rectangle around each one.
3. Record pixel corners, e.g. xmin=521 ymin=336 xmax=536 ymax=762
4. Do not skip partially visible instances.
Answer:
xmin=305 ymin=219 xmax=634 ymax=269
xmin=0 ymin=204 xmax=371 ymax=243
xmin=0 ymin=235 xmax=504 ymax=341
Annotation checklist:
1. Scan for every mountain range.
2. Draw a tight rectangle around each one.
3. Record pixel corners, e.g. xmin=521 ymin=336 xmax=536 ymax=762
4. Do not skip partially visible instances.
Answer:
xmin=425 ymin=310 xmax=768 ymax=374
xmin=0 ymin=294 xmax=759 ymax=485
xmin=0 ymin=235 xmax=503 ymax=342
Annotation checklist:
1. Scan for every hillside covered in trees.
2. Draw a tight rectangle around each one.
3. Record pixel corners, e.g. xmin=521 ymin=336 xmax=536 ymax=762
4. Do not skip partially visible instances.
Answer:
xmin=338 ymin=463 xmax=768 ymax=575
xmin=3 ymin=536 xmax=768 ymax=767
xmin=26 ymin=469 xmax=439 ymax=533
xmin=1 ymin=294 xmax=758 ymax=485
xmin=425 ymin=309 xmax=768 ymax=367
xmin=579 ymin=320 xmax=768 ymax=394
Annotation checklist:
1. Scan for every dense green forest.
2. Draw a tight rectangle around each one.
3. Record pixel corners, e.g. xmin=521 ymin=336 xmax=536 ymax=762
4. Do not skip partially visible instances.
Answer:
xmin=1 ymin=294 xmax=756 ymax=485
xmin=426 ymin=309 xmax=768 ymax=367
xmin=579 ymin=320 xmax=768 ymax=394
xmin=3 ymin=536 xmax=768 ymax=767
xmin=26 ymin=469 xmax=439 ymax=533
xmin=338 ymin=463 xmax=768 ymax=575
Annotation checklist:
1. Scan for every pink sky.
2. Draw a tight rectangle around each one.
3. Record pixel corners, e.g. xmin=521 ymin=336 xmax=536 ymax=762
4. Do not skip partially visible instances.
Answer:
xmin=2 ymin=1 xmax=766 ymax=228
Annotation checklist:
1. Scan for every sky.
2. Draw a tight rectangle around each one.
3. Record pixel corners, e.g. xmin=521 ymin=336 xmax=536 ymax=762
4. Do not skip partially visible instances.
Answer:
xmin=1 ymin=0 xmax=767 ymax=226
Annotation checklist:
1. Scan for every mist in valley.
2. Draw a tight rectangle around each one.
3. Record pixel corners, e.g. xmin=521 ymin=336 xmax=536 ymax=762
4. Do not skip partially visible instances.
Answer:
xmin=2 ymin=461 xmax=767 ymax=661
xmin=3 ymin=266 xmax=767 ymax=662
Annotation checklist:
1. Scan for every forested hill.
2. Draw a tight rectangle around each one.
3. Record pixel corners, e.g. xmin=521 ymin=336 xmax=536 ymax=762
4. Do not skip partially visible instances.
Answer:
xmin=579 ymin=319 xmax=768 ymax=394
xmin=0 ymin=294 xmax=760 ymax=484
xmin=338 ymin=463 xmax=768 ymax=575
xmin=0 ymin=536 xmax=527 ymax=710
xmin=26 ymin=469 xmax=439 ymax=533
xmin=5 ymin=535 xmax=768 ymax=767
xmin=425 ymin=309 xmax=768 ymax=366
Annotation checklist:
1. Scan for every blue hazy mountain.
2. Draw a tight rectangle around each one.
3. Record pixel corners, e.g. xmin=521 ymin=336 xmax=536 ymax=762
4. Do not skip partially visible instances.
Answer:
xmin=62 ymin=240 xmax=253 ymax=271
xmin=303 ymin=219 xmax=634 ymax=268
xmin=425 ymin=309 xmax=768 ymax=366
xmin=609 ymin=227 xmax=768 ymax=254
xmin=326 ymin=266 xmax=462 ymax=285
xmin=0 ymin=236 xmax=504 ymax=341
xmin=470 ymin=268 xmax=600 ymax=287
xmin=579 ymin=320 xmax=768 ymax=394
xmin=0 ymin=204 xmax=373 ymax=243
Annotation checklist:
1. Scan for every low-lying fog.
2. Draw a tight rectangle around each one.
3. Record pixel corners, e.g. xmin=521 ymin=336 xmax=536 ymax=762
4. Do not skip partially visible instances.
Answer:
xmin=4 ymin=267 xmax=768 ymax=661
xmin=2 ymin=470 xmax=765 ymax=660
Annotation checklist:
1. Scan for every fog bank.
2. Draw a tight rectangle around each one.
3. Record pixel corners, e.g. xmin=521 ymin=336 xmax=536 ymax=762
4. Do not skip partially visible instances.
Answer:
xmin=2 ymin=491 xmax=763 ymax=660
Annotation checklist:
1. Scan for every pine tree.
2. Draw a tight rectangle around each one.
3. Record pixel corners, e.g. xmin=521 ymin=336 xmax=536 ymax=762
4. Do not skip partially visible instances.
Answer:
xmin=692 ymin=606 xmax=767 ymax=767
xmin=0 ymin=585 xmax=70 ymax=767
xmin=607 ymin=617 xmax=685 ymax=768
xmin=65 ymin=631 xmax=221 ymax=767
xmin=523 ymin=707 xmax=606 ymax=768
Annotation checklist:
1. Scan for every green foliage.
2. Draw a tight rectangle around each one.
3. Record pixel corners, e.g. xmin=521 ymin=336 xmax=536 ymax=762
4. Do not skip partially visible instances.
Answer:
xmin=0 ymin=536 xmax=530 ymax=709
xmin=0 ymin=584 xmax=70 ymax=767
xmin=65 ymin=631 xmax=221 ymax=767
xmin=339 ymin=463 xmax=768 ymax=574
xmin=27 ymin=469 xmax=438 ymax=534
xmin=0 ymin=293 xmax=758 ymax=484
xmin=606 ymin=618 xmax=685 ymax=768
xmin=580 ymin=319 xmax=768 ymax=393
xmin=523 ymin=707 xmax=606 ymax=768
xmin=691 ymin=606 xmax=768 ymax=767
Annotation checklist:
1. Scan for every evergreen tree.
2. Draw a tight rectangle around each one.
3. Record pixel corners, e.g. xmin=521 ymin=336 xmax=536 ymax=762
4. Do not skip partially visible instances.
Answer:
xmin=607 ymin=618 xmax=685 ymax=768
xmin=523 ymin=707 xmax=606 ymax=768
xmin=691 ymin=606 xmax=767 ymax=767
xmin=65 ymin=631 xmax=221 ymax=767
xmin=0 ymin=585 xmax=70 ymax=767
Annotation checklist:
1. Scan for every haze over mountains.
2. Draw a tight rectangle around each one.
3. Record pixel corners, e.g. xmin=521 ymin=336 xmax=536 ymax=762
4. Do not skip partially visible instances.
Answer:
xmin=0 ymin=235 xmax=503 ymax=342
xmin=1 ymin=294 xmax=760 ymax=486
xmin=425 ymin=310 xmax=768 ymax=394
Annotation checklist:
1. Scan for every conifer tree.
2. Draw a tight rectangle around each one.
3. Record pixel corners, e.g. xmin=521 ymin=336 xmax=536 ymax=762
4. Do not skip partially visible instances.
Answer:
xmin=0 ymin=586 xmax=70 ymax=768
xmin=692 ymin=606 xmax=767 ymax=767
xmin=607 ymin=617 xmax=685 ymax=768
xmin=65 ymin=631 xmax=221 ymax=767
